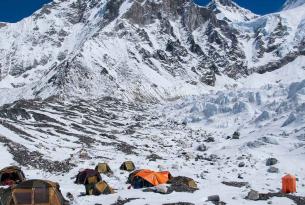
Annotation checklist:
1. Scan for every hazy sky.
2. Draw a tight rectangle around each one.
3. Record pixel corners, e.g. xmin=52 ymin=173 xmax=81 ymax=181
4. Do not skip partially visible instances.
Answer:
xmin=0 ymin=0 xmax=287 ymax=23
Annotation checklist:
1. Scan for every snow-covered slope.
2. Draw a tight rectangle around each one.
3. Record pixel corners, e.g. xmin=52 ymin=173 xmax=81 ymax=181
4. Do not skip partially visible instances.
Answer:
xmin=0 ymin=59 xmax=305 ymax=204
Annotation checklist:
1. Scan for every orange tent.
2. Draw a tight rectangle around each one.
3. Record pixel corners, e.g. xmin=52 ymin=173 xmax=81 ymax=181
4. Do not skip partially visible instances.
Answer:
xmin=282 ymin=174 xmax=296 ymax=193
xmin=128 ymin=169 xmax=171 ymax=188
xmin=135 ymin=170 xmax=171 ymax=186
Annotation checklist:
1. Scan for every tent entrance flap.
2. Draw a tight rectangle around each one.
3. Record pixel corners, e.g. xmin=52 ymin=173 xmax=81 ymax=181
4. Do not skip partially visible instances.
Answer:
xmin=13 ymin=188 xmax=52 ymax=204
xmin=1 ymin=172 xmax=20 ymax=182
xmin=13 ymin=189 xmax=32 ymax=204
xmin=0 ymin=166 xmax=26 ymax=186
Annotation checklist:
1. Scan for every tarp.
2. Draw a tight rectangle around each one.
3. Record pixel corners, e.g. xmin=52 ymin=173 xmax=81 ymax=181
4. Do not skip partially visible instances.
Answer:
xmin=132 ymin=169 xmax=171 ymax=186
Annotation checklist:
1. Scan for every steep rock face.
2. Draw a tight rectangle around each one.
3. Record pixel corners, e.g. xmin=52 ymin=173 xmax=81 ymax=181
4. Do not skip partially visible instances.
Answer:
xmin=0 ymin=0 xmax=248 ymax=104
xmin=208 ymin=0 xmax=258 ymax=22
xmin=124 ymin=0 xmax=216 ymax=29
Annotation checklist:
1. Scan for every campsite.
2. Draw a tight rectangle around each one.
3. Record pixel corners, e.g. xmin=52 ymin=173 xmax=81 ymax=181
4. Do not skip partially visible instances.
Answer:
xmin=0 ymin=162 xmax=202 ymax=205
xmin=1 ymin=155 xmax=304 ymax=205
xmin=1 ymin=85 xmax=305 ymax=204
xmin=1 ymin=0 xmax=305 ymax=204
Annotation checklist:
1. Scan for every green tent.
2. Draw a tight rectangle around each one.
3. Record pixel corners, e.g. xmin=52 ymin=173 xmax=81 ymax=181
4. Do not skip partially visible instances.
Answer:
xmin=0 ymin=179 xmax=69 ymax=205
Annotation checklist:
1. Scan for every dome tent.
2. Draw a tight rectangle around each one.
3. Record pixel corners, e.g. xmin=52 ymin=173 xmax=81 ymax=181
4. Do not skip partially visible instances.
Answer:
xmin=0 ymin=166 xmax=26 ymax=186
xmin=120 ymin=161 xmax=135 ymax=172
xmin=75 ymin=169 xmax=101 ymax=185
xmin=92 ymin=181 xmax=114 ymax=195
xmin=0 ymin=179 xmax=69 ymax=205
xmin=128 ymin=169 xmax=171 ymax=189
xmin=95 ymin=163 xmax=112 ymax=174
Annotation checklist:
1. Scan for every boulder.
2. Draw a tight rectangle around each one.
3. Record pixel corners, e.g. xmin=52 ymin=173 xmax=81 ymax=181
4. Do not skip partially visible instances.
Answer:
xmin=247 ymin=190 xmax=260 ymax=201
xmin=267 ymin=167 xmax=279 ymax=173
xmin=66 ymin=192 xmax=74 ymax=201
xmin=246 ymin=140 xmax=265 ymax=148
xmin=168 ymin=176 xmax=198 ymax=193
xmin=214 ymin=202 xmax=226 ymax=205
xmin=259 ymin=137 xmax=278 ymax=145
xmin=207 ymin=195 xmax=220 ymax=202
xmin=238 ymin=174 xmax=243 ymax=179
xmin=205 ymin=137 xmax=215 ymax=142
xmin=266 ymin=158 xmax=278 ymax=166
xmin=238 ymin=162 xmax=245 ymax=167
xmin=197 ymin=144 xmax=207 ymax=152
xmin=232 ymin=131 xmax=240 ymax=139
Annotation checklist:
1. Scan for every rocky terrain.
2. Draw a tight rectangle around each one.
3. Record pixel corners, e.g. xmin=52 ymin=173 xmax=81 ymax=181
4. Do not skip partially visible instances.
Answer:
xmin=1 ymin=0 xmax=305 ymax=204
xmin=0 ymin=58 xmax=305 ymax=204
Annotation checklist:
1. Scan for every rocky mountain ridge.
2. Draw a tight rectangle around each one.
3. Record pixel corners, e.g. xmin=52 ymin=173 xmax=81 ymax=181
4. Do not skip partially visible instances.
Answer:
xmin=0 ymin=0 xmax=304 ymax=104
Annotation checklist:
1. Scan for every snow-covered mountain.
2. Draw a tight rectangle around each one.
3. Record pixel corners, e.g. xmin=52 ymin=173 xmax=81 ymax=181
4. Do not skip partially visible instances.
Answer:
xmin=236 ymin=1 xmax=305 ymax=73
xmin=1 ymin=1 xmax=305 ymax=205
xmin=0 ymin=0 xmax=238 ymax=104
xmin=0 ymin=0 xmax=304 ymax=105
xmin=283 ymin=0 xmax=305 ymax=10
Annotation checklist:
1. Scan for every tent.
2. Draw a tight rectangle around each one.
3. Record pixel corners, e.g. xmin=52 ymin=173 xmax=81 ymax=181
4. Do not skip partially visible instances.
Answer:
xmin=75 ymin=169 xmax=101 ymax=185
xmin=0 ymin=166 xmax=26 ymax=186
xmin=120 ymin=161 xmax=135 ymax=172
xmin=89 ymin=181 xmax=114 ymax=195
xmin=95 ymin=163 xmax=112 ymax=174
xmin=0 ymin=179 xmax=69 ymax=205
xmin=128 ymin=169 xmax=171 ymax=189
